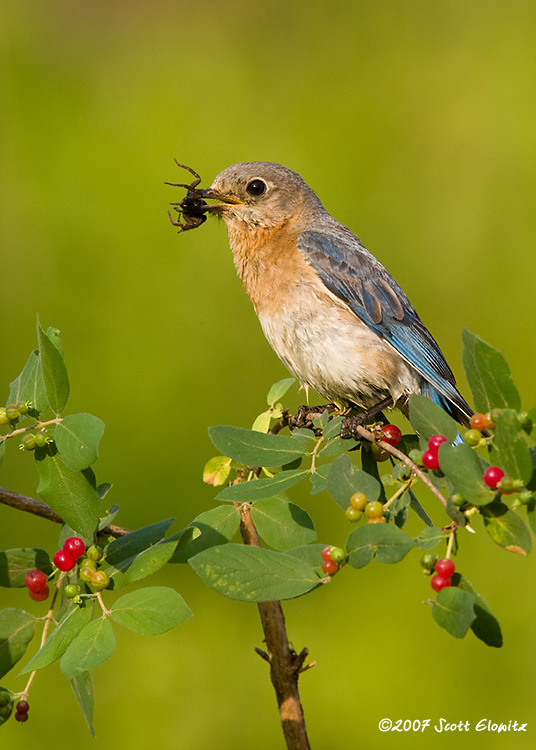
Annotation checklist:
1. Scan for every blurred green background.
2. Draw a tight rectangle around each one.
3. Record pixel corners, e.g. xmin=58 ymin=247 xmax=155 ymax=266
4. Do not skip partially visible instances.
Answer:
xmin=1 ymin=1 xmax=536 ymax=747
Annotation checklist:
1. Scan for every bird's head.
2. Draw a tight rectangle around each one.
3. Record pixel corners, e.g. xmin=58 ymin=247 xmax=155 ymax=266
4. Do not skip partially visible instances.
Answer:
xmin=200 ymin=162 xmax=324 ymax=229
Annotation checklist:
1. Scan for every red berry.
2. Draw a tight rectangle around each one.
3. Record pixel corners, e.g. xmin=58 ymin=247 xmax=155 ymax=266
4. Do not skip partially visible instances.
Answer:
xmin=422 ymin=450 xmax=440 ymax=470
xmin=430 ymin=574 xmax=452 ymax=592
xmin=15 ymin=711 xmax=29 ymax=723
xmin=469 ymin=413 xmax=492 ymax=432
xmin=321 ymin=546 xmax=333 ymax=561
xmin=29 ymin=584 xmax=49 ymax=601
xmin=16 ymin=700 xmax=29 ymax=714
xmin=382 ymin=424 xmax=402 ymax=446
xmin=483 ymin=466 xmax=505 ymax=489
xmin=322 ymin=559 xmax=338 ymax=575
xmin=24 ymin=569 xmax=48 ymax=593
xmin=435 ymin=558 xmax=455 ymax=577
xmin=428 ymin=435 xmax=448 ymax=452
xmin=53 ymin=550 xmax=76 ymax=572
xmin=63 ymin=537 xmax=86 ymax=559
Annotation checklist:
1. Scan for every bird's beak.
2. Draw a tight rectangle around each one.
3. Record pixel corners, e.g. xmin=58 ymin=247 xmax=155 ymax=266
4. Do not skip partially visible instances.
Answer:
xmin=199 ymin=189 xmax=242 ymax=211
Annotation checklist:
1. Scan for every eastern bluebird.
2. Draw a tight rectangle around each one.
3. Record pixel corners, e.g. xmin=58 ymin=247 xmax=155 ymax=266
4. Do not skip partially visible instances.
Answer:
xmin=193 ymin=162 xmax=472 ymax=425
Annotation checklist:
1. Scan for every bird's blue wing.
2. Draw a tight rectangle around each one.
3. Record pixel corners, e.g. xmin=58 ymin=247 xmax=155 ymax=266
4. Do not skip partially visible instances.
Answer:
xmin=297 ymin=229 xmax=471 ymax=423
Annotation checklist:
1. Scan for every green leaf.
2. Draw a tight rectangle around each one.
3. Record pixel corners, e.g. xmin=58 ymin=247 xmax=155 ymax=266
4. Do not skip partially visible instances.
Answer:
xmin=266 ymin=377 xmax=295 ymax=405
xmin=216 ymin=470 xmax=308 ymax=502
xmin=203 ymin=456 xmax=231 ymax=487
xmin=250 ymin=498 xmax=316 ymax=550
xmin=322 ymin=416 xmax=344 ymax=441
xmin=189 ymin=544 xmax=320 ymax=601
xmin=36 ymin=451 xmax=100 ymax=539
xmin=107 ymin=535 xmax=179 ymax=590
xmin=37 ymin=322 xmax=70 ymax=414
xmin=320 ymin=435 xmax=358 ymax=457
xmin=431 ymin=587 xmax=476 ymax=638
xmin=61 ymin=617 xmax=115 ymax=679
xmin=285 ymin=544 xmax=326 ymax=574
xmin=54 ymin=414 xmax=105 ymax=471
xmin=309 ymin=465 xmax=330 ymax=495
xmin=438 ymin=443 xmax=496 ymax=506
xmin=481 ymin=500 xmax=532 ymax=555
xmin=462 ymin=329 xmax=521 ymax=412
xmin=208 ymin=425 xmax=306 ymax=468
xmin=453 ymin=574 xmax=502 ymax=647
xmin=408 ymin=394 xmax=458 ymax=443
xmin=0 ymin=548 xmax=52 ymax=588
xmin=70 ymin=672 xmax=95 ymax=736
xmin=170 ymin=506 xmax=240 ymax=563
xmin=491 ymin=409 xmax=533 ymax=484
xmin=414 ymin=527 xmax=448 ymax=550
xmin=346 ymin=524 xmax=414 ymax=569
xmin=327 ymin=454 xmax=382 ymax=510
xmin=0 ymin=609 xmax=35 ymax=679
xmin=98 ymin=503 xmax=120 ymax=531
xmin=19 ymin=602 xmax=93 ymax=674
xmin=251 ymin=410 xmax=273 ymax=433
xmin=8 ymin=349 xmax=48 ymax=415
xmin=105 ymin=519 xmax=175 ymax=566
xmin=0 ymin=686 xmax=14 ymax=726
xmin=110 ymin=587 xmax=192 ymax=635
xmin=408 ymin=489 xmax=434 ymax=527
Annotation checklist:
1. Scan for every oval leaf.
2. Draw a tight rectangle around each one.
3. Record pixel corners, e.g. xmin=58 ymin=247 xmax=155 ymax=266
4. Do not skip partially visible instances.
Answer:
xmin=105 ymin=519 xmax=175 ymax=566
xmin=170 ymin=506 xmax=241 ymax=564
xmin=266 ymin=378 xmax=295 ymax=405
xmin=0 ymin=609 xmax=35 ymax=679
xmin=36 ymin=452 xmax=100 ymax=539
xmin=111 ymin=587 xmax=192 ymax=635
xmin=438 ymin=442 xmax=496 ymax=506
xmin=202 ymin=456 xmax=232 ymax=486
xmin=462 ymin=329 xmax=521 ymax=412
xmin=61 ymin=618 xmax=115 ymax=679
xmin=217 ymin=470 xmax=308 ymax=502
xmin=189 ymin=544 xmax=320 ymax=601
xmin=346 ymin=524 xmax=414 ymax=569
xmin=8 ymin=349 xmax=48 ymax=415
xmin=37 ymin=322 xmax=70 ymax=414
xmin=408 ymin=394 xmax=459 ymax=443
xmin=491 ymin=409 xmax=533 ymax=484
xmin=54 ymin=413 xmax=105 ymax=471
xmin=208 ymin=425 xmax=306 ymax=468
xmin=0 ymin=548 xmax=52 ymax=588
xmin=250 ymin=498 xmax=316 ymax=550
xmin=107 ymin=535 xmax=179 ymax=590
xmin=481 ymin=501 xmax=532 ymax=554
xmin=327 ymin=454 xmax=382 ymax=510
xmin=431 ymin=587 xmax=476 ymax=639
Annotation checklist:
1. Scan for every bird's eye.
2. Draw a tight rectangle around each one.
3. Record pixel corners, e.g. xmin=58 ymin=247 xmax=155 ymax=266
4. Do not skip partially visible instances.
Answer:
xmin=246 ymin=179 xmax=267 ymax=196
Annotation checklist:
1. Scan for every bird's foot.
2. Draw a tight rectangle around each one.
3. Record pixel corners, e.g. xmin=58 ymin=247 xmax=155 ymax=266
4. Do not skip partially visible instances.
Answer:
xmin=289 ymin=404 xmax=337 ymax=431
xmin=341 ymin=397 xmax=394 ymax=440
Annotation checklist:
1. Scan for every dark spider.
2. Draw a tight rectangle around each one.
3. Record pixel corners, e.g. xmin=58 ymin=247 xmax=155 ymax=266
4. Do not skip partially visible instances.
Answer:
xmin=166 ymin=161 xmax=208 ymax=232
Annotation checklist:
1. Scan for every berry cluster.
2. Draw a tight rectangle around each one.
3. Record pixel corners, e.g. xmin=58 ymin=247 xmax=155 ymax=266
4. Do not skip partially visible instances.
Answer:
xmin=53 ymin=536 xmax=86 ymax=572
xmin=79 ymin=545 xmax=110 ymax=591
xmin=422 ymin=434 xmax=448 ymax=471
xmin=0 ymin=401 xmax=30 ymax=425
xmin=14 ymin=699 xmax=30 ymax=724
xmin=426 ymin=557 xmax=456 ymax=592
xmin=321 ymin=545 xmax=347 ymax=575
xmin=371 ymin=423 xmax=403 ymax=462
xmin=345 ymin=492 xmax=385 ymax=524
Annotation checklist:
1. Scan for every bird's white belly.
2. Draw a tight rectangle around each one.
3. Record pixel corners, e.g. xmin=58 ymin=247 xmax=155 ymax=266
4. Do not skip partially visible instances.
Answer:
xmin=258 ymin=297 xmax=420 ymax=408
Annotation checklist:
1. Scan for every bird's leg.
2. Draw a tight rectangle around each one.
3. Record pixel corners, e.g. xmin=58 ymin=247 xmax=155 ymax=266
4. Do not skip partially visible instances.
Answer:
xmin=341 ymin=396 xmax=394 ymax=440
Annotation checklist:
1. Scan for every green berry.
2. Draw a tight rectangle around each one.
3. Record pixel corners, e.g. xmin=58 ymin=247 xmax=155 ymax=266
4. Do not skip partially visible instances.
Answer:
xmin=329 ymin=547 xmax=347 ymax=564
xmin=349 ymin=492 xmax=368 ymax=511
xmin=91 ymin=570 xmax=110 ymax=591
xmin=518 ymin=490 xmax=534 ymax=505
xmin=371 ymin=443 xmax=390 ymax=462
xmin=16 ymin=401 xmax=30 ymax=415
xmin=5 ymin=405 xmax=20 ymax=422
xmin=0 ymin=407 xmax=9 ymax=425
xmin=420 ymin=553 xmax=438 ymax=573
xmin=365 ymin=500 xmax=384 ymax=519
xmin=79 ymin=565 xmax=96 ymax=583
xmin=497 ymin=475 xmax=518 ymax=495
xmin=34 ymin=431 xmax=48 ymax=447
xmin=345 ymin=506 xmax=362 ymax=523
xmin=463 ymin=429 xmax=482 ymax=446
xmin=86 ymin=545 xmax=103 ymax=562
xmin=451 ymin=493 xmax=465 ymax=507
xmin=20 ymin=434 xmax=36 ymax=451
xmin=64 ymin=584 xmax=80 ymax=599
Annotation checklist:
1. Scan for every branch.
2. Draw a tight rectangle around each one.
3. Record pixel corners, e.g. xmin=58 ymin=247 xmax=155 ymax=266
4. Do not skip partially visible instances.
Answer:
xmin=238 ymin=503 xmax=311 ymax=750
xmin=0 ymin=486 xmax=129 ymax=538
